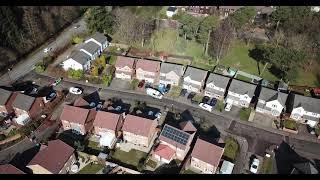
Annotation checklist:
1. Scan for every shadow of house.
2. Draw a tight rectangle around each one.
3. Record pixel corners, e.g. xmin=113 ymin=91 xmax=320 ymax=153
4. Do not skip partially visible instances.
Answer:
xmin=153 ymin=160 xmax=181 ymax=174
xmin=180 ymin=110 xmax=195 ymax=123
xmin=73 ymin=91 xmax=105 ymax=110
xmin=10 ymin=145 xmax=41 ymax=174
xmin=57 ymin=129 xmax=85 ymax=149
xmin=274 ymin=141 xmax=312 ymax=174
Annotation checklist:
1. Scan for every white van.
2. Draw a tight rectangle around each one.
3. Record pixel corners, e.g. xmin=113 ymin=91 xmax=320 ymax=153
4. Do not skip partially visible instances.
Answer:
xmin=146 ymin=88 xmax=163 ymax=99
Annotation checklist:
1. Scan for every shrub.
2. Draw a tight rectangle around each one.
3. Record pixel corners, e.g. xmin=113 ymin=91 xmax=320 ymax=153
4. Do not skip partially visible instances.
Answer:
xmin=68 ymin=69 xmax=84 ymax=80
xmin=215 ymin=100 xmax=224 ymax=112
xmin=223 ymin=137 xmax=239 ymax=161
xmin=35 ymin=63 xmax=46 ymax=73
xmin=0 ymin=134 xmax=6 ymax=141
xmin=91 ymin=65 xmax=99 ymax=76
xmin=99 ymin=55 xmax=107 ymax=69
xmin=72 ymin=36 xmax=84 ymax=44
xmin=239 ymin=108 xmax=251 ymax=121
xmin=108 ymin=55 xmax=117 ymax=65
xmin=102 ymin=74 xmax=112 ymax=86
xmin=284 ymin=120 xmax=297 ymax=130
xmin=130 ymin=79 xmax=139 ymax=90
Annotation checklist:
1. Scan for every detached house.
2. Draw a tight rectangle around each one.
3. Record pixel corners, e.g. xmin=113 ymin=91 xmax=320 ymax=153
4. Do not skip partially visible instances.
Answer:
xmin=93 ymin=111 xmax=124 ymax=148
xmin=153 ymin=123 xmax=195 ymax=163
xmin=0 ymin=88 xmax=16 ymax=117
xmin=226 ymin=79 xmax=257 ymax=108
xmin=289 ymin=94 xmax=320 ymax=127
xmin=256 ymin=87 xmax=288 ymax=117
xmin=80 ymin=41 xmax=101 ymax=61
xmin=27 ymin=140 xmax=76 ymax=174
xmin=115 ymin=56 xmax=135 ymax=80
xmin=190 ymin=138 xmax=224 ymax=174
xmin=60 ymin=105 xmax=97 ymax=135
xmin=204 ymin=73 xmax=230 ymax=100
xmin=84 ymin=32 xmax=109 ymax=52
xmin=135 ymin=59 xmax=161 ymax=84
xmin=159 ymin=62 xmax=185 ymax=86
xmin=62 ymin=50 xmax=91 ymax=71
xmin=122 ymin=114 xmax=158 ymax=148
xmin=12 ymin=93 xmax=44 ymax=126
xmin=182 ymin=67 xmax=208 ymax=93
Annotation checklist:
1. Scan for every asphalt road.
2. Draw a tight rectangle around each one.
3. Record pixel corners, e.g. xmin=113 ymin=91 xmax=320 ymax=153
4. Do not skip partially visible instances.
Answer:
xmin=0 ymin=17 xmax=86 ymax=86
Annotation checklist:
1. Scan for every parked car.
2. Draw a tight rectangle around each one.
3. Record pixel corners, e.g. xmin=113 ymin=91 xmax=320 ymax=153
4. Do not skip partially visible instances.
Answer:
xmin=146 ymin=88 xmax=163 ymax=99
xmin=199 ymin=103 xmax=212 ymax=112
xmin=209 ymin=98 xmax=217 ymax=107
xmin=44 ymin=92 xmax=57 ymax=103
xmin=187 ymin=92 xmax=196 ymax=100
xmin=250 ymin=158 xmax=260 ymax=174
xmin=158 ymin=83 xmax=167 ymax=94
xmin=69 ymin=87 xmax=83 ymax=95
xmin=190 ymin=98 xmax=198 ymax=105
xmin=43 ymin=47 xmax=52 ymax=53
xmin=74 ymin=25 xmax=80 ymax=29
xmin=155 ymin=112 xmax=162 ymax=119
xmin=225 ymin=103 xmax=232 ymax=112
xmin=180 ymin=89 xmax=188 ymax=97
xmin=202 ymin=96 xmax=210 ymax=104
xmin=138 ymin=80 xmax=145 ymax=88
xmin=51 ymin=77 xmax=63 ymax=86
xmin=115 ymin=106 xmax=122 ymax=111
xmin=165 ymin=84 xmax=171 ymax=94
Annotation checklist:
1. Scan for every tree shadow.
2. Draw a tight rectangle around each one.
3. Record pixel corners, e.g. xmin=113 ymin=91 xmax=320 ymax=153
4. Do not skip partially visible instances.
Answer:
xmin=269 ymin=65 xmax=284 ymax=79
xmin=57 ymin=130 xmax=85 ymax=148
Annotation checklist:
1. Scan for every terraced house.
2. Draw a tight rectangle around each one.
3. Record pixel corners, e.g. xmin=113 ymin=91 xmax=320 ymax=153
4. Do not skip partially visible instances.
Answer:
xmin=225 ymin=79 xmax=257 ymax=108
xmin=256 ymin=87 xmax=288 ymax=117
xmin=135 ymin=59 xmax=161 ymax=84
xmin=288 ymin=94 xmax=320 ymax=127
xmin=182 ymin=67 xmax=208 ymax=93
xmin=204 ymin=73 xmax=230 ymax=100
xmin=114 ymin=56 xmax=135 ymax=80
xmin=159 ymin=62 xmax=185 ymax=86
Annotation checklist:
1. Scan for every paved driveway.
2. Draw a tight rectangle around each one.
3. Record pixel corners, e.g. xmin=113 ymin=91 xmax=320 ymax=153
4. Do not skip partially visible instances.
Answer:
xmin=253 ymin=113 xmax=274 ymax=128
xmin=109 ymin=78 xmax=131 ymax=91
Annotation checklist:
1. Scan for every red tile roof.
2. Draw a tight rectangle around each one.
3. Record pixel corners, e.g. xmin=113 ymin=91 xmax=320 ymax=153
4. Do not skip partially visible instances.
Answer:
xmin=0 ymin=164 xmax=25 ymax=174
xmin=136 ymin=59 xmax=160 ymax=73
xmin=60 ymin=105 xmax=89 ymax=125
xmin=115 ymin=56 xmax=135 ymax=69
xmin=179 ymin=121 xmax=197 ymax=133
xmin=93 ymin=111 xmax=120 ymax=131
xmin=122 ymin=114 xmax=156 ymax=137
xmin=153 ymin=144 xmax=175 ymax=161
xmin=73 ymin=97 xmax=90 ymax=107
xmin=28 ymin=140 xmax=74 ymax=174
xmin=191 ymin=138 xmax=224 ymax=167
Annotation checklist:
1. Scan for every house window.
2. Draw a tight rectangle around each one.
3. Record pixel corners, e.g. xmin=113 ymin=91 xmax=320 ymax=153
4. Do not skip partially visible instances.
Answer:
xmin=272 ymin=104 xmax=277 ymax=108
xmin=312 ymin=113 xmax=317 ymax=116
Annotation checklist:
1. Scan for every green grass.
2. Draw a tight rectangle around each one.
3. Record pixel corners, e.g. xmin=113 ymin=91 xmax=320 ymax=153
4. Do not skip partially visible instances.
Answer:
xmin=315 ymin=128 xmax=320 ymax=136
xmin=292 ymin=63 xmax=320 ymax=87
xmin=239 ymin=108 xmax=251 ymax=121
xmin=108 ymin=55 xmax=117 ymax=65
xmin=215 ymin=100 xmax=225 ymax=112
xmin=192 ymin=94 xmax=203 ymax=103
xmin=191 ymin=61 xmax=214 ymax=71
xmin=181 ymin=169 xmax=198 ymax=174
xmin=168 ymin=86 xmax=182 ymax=98
xmin=284 ymin=120 xmax=298 ymax=131
xmin=261 ymin=156 xmax=273 ymax=174
xmin=87 ymin=141 xmax=102 ymax=151
xmin=236 ymin=74 xmax=252 ymax=82
xmin=130 ymin=79 xmax=139 ymax=90
xmin=146 ymin=159 xmax=157 ymax=169
xmin=220 ymin=40 xmax=278 ymax=82
xmin=223 ymin=137 xmax=239 ymax=161
xmin=111 ymin=148 xmax=147 ymax=167
xmin=77 ymin=163 xmax=104 ymax=174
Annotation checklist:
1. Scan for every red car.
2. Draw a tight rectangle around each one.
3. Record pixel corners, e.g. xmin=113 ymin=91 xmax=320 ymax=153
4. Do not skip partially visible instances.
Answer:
xmin=138 ymin=80 xmax=145 ymax=88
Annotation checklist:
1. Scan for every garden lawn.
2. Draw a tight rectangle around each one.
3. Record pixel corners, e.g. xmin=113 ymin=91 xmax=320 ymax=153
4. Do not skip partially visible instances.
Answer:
xmin=292 ymin=62 xmax=320 ymax=87
xmin=215 ymin=100 xmax=225 ymax=112
xmin=239 ymin=108 xmax=251 ymax=121
xmin=168 ymin=86 xmax=182 ymax=98
xmin=284 ymin=120 xmax=298 ymax=130
xmin=111 ymin=148 xmax=147 ymax=167
xmin=77 ymin=163 xmax=104 ymax=174
xmin=220 ymin=40 xmax=278 ymax=82
xmin=223 ymin=137 xmax=239 ymax=161
xmin=261 ymin=156 xmax=273 ymax=174
xmin=87 ymin=140 xmax=102 ymax=151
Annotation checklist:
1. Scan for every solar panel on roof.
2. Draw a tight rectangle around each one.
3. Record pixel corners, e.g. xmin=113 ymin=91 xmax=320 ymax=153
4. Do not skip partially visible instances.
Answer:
xmin=161 ymin=125 xmax=190 ymax=145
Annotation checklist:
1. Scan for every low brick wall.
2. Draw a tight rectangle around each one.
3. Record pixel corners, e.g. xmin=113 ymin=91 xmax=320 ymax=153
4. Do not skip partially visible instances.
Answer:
xmin=282 ymin=127 xmax=298 ymax=134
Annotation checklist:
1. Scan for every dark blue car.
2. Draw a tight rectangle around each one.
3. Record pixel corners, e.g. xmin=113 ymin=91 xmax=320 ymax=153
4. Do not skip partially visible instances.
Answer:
xmin=209 ymin=98 xmax=217 ymax=107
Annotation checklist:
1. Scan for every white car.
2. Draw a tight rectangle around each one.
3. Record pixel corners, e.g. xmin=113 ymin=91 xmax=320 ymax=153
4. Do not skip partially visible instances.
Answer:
xmin=199 ymin=103 xmax=213 ymax=112
xmin=146 ymin=88 xmax=163 ymax=99
xmin=250 ymin=158 xmax=260 ymax=174
xmin=69 ymin=87 xmax=83 ymax=95
xmin=225 ymin=103 xmax=232 ymax=112
xmin=43 ymin=47 xmax=52 ymax=53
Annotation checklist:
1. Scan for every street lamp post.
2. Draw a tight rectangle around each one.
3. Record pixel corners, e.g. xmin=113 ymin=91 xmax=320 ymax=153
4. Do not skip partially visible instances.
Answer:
xmin=7 ymin=68 xmax=12 ymax=85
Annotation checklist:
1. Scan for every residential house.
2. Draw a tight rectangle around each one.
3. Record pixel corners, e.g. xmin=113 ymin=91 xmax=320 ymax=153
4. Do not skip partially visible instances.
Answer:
xmin=291 ymin=162 xmax=319 ymax=174
xmin=0 ymin=88 xmax=16 ymax=117
xmin=153 ymin=124 xmax=195 ymax=163
xmin=256 ymin=87 xmax=288 ymax=117
xmin=289 ymin=94 xmax=320 ymax=127
xmin=84 ymin=32 xmax=109 ymax=52
xmin=12 ymin=93 xmax=44 ymax=126
xmin=114 ymin=56 xmax=135 ymax=80
xmin=27 ymin=140 xmax=76 ymax=174
xmin=182 ymin=67 xmax=208 ymax=93
xmin=62 ymin=50 xmax=91 ymax=71
xmin=93 ymin=111 xmax=124 ymax=148
xmin=60 ymin=105 xmax=97 ymax=135
xmin=122 ymin=114 xmax=158 ymax=148
xmin=182 ymin=6 xmax=216 ymax=17
xmin=0 ymin=164 xmax=25 ymax=174
xmin=190 ymin=137 xmax=224 ymax=174
xmin=225 ymin=79 xmax=257 ymax=108
xmin=80 ymin=41 xmax=101 ymax=61
xmin=159 ymin=62 xmax=185 ymax=86
xmin=166 ymin=6 xmax=178 ymax=17
xmin=217 ymin=6 xmax=243 ymax=19
xmin=135 ymin=59 xmax=161 ymax=84
xmin=204 ymin=73 xmax=231 ymax=100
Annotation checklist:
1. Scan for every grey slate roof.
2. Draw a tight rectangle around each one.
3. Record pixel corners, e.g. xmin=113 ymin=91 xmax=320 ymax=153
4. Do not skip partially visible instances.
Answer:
xmin=69 ymin=50 xmax=90 ymax=65
xmin=205 ymin=73 xmax=230 ymax=90
xmin=81 ymin=41 xmax=100 ymax=55
xmin=293 ymin=162 xmax=319 ymax=174
xmin=293 ymin=94 xmax=320 ymax=113
xmin=183 ymin=67 xmax=207 ymax=82
xmin=90 ymin=32 xmax=108 ymax=44
xmin=259 ymin=87 xmax=288 ymax=106
xmin=0 ymin=88 xmax=12 ymax=105
xmin=160 ymin=63 xmax=184 ymax=76
xmin=228 ymin=79 xmax=256 ymax=97
xmin=12 ymin=93 xmax=35 ymax=111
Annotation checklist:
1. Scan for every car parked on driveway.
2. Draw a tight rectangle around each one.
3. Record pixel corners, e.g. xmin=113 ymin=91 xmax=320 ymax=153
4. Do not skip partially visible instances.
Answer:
xmin=199 ymin=103 xmax=212 ymax=112
xmin=180 ymin=89 xmax=188 ymax=97
xmin=209 ymin=98 xmax=217 ymax=107
xmin=138 ymin=80 xmax=145 ymax=88
xmin=187 ymin=92 xmax=196 ymax=100
xmin=250 ymin=158 xmax=260 ymax=174
xmin=202 ymin=96 xmax=210 ymax=104
xmin=225 ymin=103 xmax=232 ymax=112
